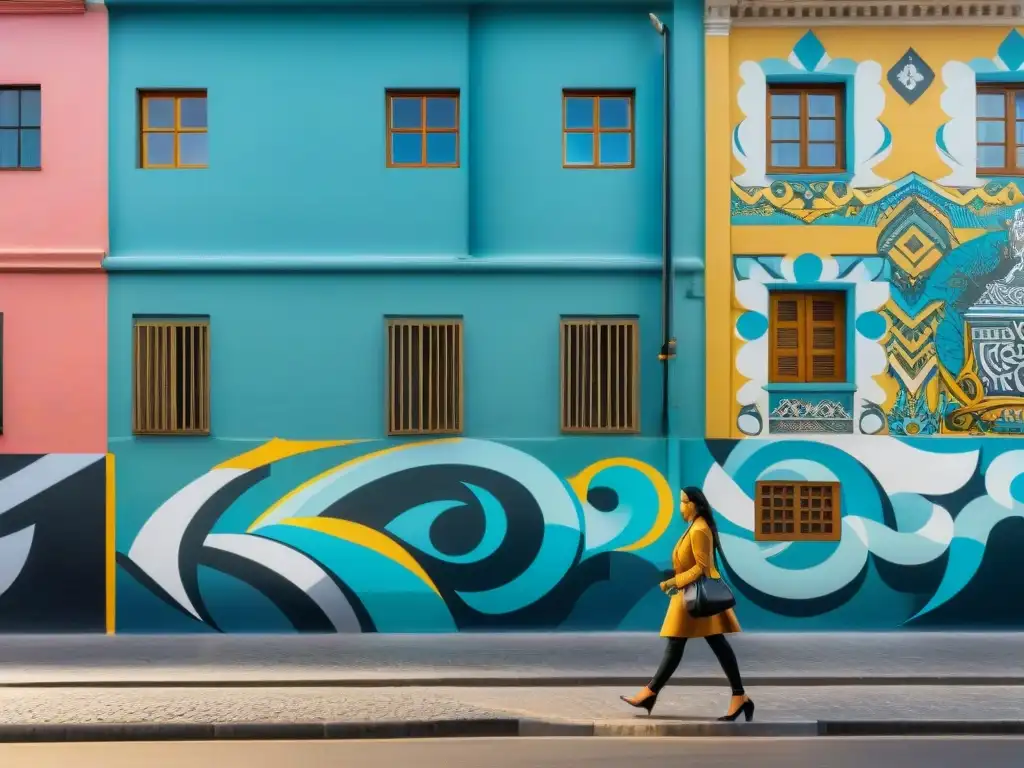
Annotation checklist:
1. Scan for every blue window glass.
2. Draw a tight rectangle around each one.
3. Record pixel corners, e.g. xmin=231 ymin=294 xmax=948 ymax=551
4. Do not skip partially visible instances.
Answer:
xmin=426 ymin=132 xmax=457 ymax=165
xmin=145 ymin=97 xmax=175 ymax=129
xmin=565 ymin=132 xmax=595 ymax=165
xmin=144 ymin=132 xmax=174 ymax=166
xmin=0 ymin=91 xmax=18 ymax=128
xmin=599 ymin=97 xmax=630 ymax=129
xmin=564 ymin=97 xmax=594 ymax=129
xmin=391 ymin=132 xmax=423 ymax=165
xmin=179 ymin=97 xmax=207 ymax=129
xmin=19 ymin=89 xmax=40 ymax=128
xmin=0 ymin=129 xmax=17 ymax=168
xmin=599 ymin=132 xmax=630 ymax=165
xmin=19 ymin=128 xmax=40 ymax=168
xmin=425 ymin=97 xmax=457 ymax=129
xmin=391 ymin=97 xmax=422 ymax=129
xmin=179 ymin=132 xmax=208 ymax=167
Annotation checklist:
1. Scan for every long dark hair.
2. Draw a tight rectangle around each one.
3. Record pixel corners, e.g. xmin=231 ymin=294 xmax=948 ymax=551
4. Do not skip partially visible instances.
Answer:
xmin=683 ymin=486 xmax=721 ymax=555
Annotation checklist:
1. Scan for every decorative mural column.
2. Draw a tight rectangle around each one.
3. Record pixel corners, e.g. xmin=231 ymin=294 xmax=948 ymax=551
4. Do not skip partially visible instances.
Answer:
xmin=704 ymin=0 xmax=733 ymax=438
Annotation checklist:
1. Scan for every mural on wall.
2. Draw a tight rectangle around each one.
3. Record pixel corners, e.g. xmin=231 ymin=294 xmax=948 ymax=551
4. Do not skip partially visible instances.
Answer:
xmin=0 ymin=454 xmax=107 ymax=632
xmin=694 ymin=435 xmax=1024 ymax=628
xmin=115 ymin=436 xmax=1024 ymax=631
xmin=116 ymin=438 xmax=679 ymax=633
xmin=732 ymin=30 xmax=892 ymax=189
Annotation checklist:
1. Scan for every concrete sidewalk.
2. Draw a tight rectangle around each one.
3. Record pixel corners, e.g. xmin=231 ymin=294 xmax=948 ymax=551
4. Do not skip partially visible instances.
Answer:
xmin=0 ymin=684 xmax=1020 ymax=741
xmin=0 ymin=632 xmax=1020 ymax=686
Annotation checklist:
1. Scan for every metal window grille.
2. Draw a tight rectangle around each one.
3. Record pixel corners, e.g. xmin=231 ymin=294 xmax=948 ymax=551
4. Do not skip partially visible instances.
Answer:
xmin=755 ymin=481 xmax=841 ymax=541
xmin=132 ymin=319 xmax=210 ymax=435
xmin=386 ymin=318 xmax=463 ymax=435
xmin=560 ymin=318 xmax=639 ymax=433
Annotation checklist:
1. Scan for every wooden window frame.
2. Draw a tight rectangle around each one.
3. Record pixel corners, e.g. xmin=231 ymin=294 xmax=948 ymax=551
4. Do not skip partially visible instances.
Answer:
xmin=755 ymin=480 xmax=841 ymax=542
xmin=976 ymin=83 xmax=1024 ymax=176
xmin=132 ymin=317 xmax=211 ymax=436
xmin=138 ymin=89 xmax=208 ymax=170
xmin=559 ymin=316 xmax=640 ymax=434
xmin=385 ymin=90 xmax=460 ymax=169
xmin=0 ymin=85 xmax=42 ymax=171
xmin=765 ymin=84 xmax=846 ymax=175
xmin=562 ymin=89 xmax=635 ymax=169
xmin=385 ymin=317 xmax=463 ymax=435
xmin=769 ymin=291 xmax=847 ymax=384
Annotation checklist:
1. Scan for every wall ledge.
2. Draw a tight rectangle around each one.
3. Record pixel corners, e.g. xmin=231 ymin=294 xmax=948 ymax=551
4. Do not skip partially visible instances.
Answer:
xmin=0 ymin=250 xmax=106 ymax=272
xmin=714 ymin=0 xmax=1024 ymax=27
xmin=103 ymin=253 xmax=705 ymax=274
xmin=0 ymin=0 xmax=87 ymax=13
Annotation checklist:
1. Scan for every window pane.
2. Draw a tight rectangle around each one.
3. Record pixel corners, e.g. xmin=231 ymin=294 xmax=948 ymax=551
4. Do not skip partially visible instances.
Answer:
xmin=978 ymin=121 xmax=1005 ymax=144
xmin=564 ymin=97 xmax=594 ymax=129
xmin=390 ymin=97 xmax=422 ymax=129
xmin=391 ymin=132 xmax=423 ymax=164
xmin=807 ymin=94 xmax=836 ymax=117
xmin=1017 ymin=92 xmax=1024 ymax=119
xmin=425 ymin=97 xmax=456 ymax=129
xmin=178 ymin=132 xmax=208 ymax=166
xmin=808 ymin=119 xmax=835 ymax=141
xmin=769 ymin=93 xmax=800 ymax=117
xmin=0 ymin=91 xmax=18 ymax=128
xmin=144 ymin=132 xmax=174 ymax=166
xmin=0 ymin=129 xmax=17 ymax=168
xmin=978 ymin=144 xmax=1006 ymax=169
xmin=145 ymin=97 xmax=175 ymax=129
xmin=771 ymin=118 xmax=800 ymax=140
xmin=598 ymin=97 xmax=630 ymax=129
xmin=426 ymin=132 xmax=457 ymax=165
xmin=20 ymin=90 xmax=40 ymax=128
xmin=1018 ymin=146 xmax=1024 ymax=169
xmin=19 ymin=128 xmax=40 ymax=168
xmin=807 ymin=142 xmax=836 ymax=167
xmin=770 ymin=142 xmax=800 ymax=168
xmin=977 ymin=92 xmax=1005 ymax=118
xmin=1017 ymin=121 xmax=1024 ymax=144
xmin=565 ymin=131 xmax=595 ymax=165
xmin=179 ymin=97 xmax=207 ymax=129
xmin=598 ymin=132 xmax=630 ymax=165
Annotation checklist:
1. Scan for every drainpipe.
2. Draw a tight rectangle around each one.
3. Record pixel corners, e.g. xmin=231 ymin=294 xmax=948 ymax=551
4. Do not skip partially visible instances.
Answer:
xmin=650 ymin=13 xmax=675 ymax=438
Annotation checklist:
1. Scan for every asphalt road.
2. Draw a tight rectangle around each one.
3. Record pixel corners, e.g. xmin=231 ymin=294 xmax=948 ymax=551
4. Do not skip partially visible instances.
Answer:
xmin=1 ymin=737 xmax=1023 ymax=767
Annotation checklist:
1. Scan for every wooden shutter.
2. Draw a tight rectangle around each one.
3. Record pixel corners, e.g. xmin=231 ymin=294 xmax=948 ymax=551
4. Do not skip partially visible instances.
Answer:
xmin=769 ymin=293 xmax=805 ymax=382
xmin=806 ymin=292 xmax=845 ymax=383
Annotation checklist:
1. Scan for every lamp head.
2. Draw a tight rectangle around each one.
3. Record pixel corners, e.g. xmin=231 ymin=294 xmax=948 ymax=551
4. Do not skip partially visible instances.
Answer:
xmin=649 ymin=12 xmax=666 ymax=34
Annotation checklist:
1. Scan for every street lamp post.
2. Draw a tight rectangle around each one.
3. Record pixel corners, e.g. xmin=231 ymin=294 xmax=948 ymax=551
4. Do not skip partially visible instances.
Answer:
xmin=650 ymin=12 xmax=674 ymax=438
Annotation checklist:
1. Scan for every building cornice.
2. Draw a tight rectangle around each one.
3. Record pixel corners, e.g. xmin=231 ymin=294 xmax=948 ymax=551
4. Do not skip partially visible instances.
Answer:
xmin=0 ymin=0 xmax=86 ymax=13
xmin=717 ymin=0 xmax=1024 ymax=27
xmin=0 ymin=250 xmax=105 ymax=272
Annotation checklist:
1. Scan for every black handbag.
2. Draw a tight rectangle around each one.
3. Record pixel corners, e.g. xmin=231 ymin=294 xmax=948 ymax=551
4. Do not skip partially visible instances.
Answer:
xmin=681 ymin=524 xmax=736 ymax=619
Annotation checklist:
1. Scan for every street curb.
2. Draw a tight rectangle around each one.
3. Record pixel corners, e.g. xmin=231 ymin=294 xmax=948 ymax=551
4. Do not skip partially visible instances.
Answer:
xmin=2 ymin=675 xmax=1021 ymax=689
xmin=0 ymin=717 xmax=1022 ymax=742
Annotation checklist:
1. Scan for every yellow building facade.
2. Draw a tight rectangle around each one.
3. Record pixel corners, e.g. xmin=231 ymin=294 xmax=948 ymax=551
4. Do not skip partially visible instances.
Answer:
xmin=706 ymin=1 xmax=1024 ymax=439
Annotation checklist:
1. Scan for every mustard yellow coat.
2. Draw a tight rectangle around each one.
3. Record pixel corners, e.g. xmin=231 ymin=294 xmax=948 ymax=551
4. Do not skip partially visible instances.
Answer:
xmin=660 ymin=517 xmax=741 ymax=638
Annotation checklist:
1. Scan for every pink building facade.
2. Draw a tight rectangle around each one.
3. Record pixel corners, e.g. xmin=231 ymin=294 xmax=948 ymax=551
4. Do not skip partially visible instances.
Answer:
xmin=0 ymin=0 xmax=107 ymax=454
xmin=0 ymin=0 xmax=108 ymax=633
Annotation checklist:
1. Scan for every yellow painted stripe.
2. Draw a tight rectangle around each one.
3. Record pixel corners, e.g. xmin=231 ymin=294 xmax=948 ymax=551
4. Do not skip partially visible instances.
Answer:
xmin=247 ymin=438 xmax=462 ymax=532
xmin=215 ymin=438 xmax=364 ymax=471
xmin=105 ymin=453 xmax=116 ymax=635
xmin=281 ymin=516 xmax=440 ymax=595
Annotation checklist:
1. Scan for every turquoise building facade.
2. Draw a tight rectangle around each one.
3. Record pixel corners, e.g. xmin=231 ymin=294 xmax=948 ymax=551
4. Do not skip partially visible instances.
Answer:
xmin=107 ymin=0 xmax=709 ymax=633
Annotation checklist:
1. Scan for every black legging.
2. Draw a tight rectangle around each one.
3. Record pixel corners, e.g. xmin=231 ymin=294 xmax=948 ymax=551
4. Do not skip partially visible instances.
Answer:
xmin=648 ymin=635 xmax=745 ymax=695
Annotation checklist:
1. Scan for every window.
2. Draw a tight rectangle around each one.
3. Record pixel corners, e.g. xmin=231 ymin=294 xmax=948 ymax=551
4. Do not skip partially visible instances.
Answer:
xmin=386 ymin=318 xmax=462 ymax=434
xmin=755 ymin=481 xmax=840 ymax=542
xmin=133 ymin=318 xmax=210 ymax=435
xmin=0 ymin=87 xmax=41 ymax=169
xmin=769 ymin=292 xmax=846 ymax=384
xmin=562 ymin=90 xmax=634 ymax=168
xmin=766 ymin=85 xmax=844 ymax=174
xmin=139 ymin=90 xmax=208 ymax=169
xmin=560 ymin=317 xmax=639 ymax=433
xmin=976 ymin=85 xmax=1024 ymax=174
xmin=386 ymin=91 xmax=459 ymax=168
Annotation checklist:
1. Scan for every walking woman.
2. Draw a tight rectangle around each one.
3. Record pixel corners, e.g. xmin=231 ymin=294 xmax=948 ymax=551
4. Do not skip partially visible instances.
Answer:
xmin=620 ymin=486 xmax=753 ymax=721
